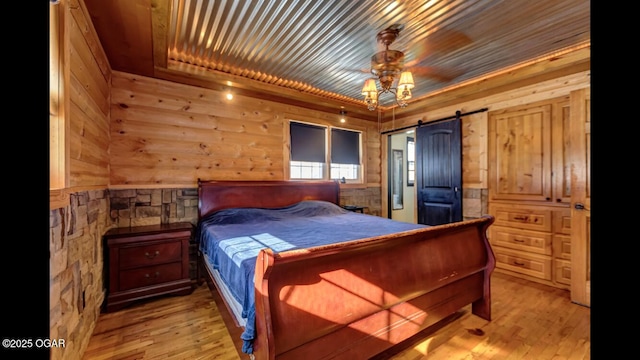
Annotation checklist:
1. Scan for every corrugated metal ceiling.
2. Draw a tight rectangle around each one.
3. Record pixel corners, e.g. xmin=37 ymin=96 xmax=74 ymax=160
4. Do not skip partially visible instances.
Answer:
xmin=165 ymin=0 xmax=590 ymax=107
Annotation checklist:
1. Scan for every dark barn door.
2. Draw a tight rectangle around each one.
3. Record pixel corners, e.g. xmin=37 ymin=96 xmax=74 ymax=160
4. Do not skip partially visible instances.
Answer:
xmin=416 ymin=118 xmax=462 ymax=225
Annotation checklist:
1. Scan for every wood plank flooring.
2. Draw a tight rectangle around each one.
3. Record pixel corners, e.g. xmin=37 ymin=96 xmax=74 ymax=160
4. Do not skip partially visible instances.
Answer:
xmin=83 ymin=272 xmax=590 ymax=360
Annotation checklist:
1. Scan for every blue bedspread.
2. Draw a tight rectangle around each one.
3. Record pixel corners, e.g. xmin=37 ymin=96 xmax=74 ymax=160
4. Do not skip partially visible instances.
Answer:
xmin=196 ymin=200 xmax=427 ymax=354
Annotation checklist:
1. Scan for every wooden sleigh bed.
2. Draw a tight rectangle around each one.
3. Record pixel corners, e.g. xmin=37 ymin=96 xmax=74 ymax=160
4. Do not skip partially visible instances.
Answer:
xmin=196 ymin=180 xmax=495 ymax=360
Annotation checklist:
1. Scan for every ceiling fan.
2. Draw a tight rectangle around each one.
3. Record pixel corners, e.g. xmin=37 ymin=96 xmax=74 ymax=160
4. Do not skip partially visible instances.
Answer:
xmin=369 ymin=24 xmax=409 ymax=91
xmin=371 ymin=24 xmax=469 ymax=82
xmin=360 ymin=24 xmax=469 ymax=110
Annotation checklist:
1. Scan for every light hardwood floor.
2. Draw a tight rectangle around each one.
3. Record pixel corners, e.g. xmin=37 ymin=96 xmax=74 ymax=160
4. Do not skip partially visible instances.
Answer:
xmin=83 ymin=272 xmax=590 ymax=360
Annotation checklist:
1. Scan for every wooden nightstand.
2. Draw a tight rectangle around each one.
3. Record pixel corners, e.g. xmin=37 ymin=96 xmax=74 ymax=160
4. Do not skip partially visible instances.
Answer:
xmin=103 ymin=222 xmax=194 ymax=312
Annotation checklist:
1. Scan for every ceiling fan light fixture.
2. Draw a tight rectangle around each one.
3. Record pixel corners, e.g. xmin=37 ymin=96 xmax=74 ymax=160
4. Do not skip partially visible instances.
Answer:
xmin=362 ymin=79 xmax=379 ymax=111
xmin=398 ymin=71 xmax=415 ymax=89
xmin=362 ymin=78 xmax=378 ymax=95
xmin=361 ymin=70 xmax=414 ymax=110
xmin=361 ymin=26 xmax=416 ymax=111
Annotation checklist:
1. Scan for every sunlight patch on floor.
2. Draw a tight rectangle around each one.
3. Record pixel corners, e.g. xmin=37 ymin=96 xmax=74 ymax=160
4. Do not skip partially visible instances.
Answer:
xmin=412 ymin=336 xmax=433 ymax=355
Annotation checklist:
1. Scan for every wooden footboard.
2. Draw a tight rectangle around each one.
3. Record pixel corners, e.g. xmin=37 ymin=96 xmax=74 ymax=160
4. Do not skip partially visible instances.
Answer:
xmin=252 ymin=215 xmax=495 ymax=360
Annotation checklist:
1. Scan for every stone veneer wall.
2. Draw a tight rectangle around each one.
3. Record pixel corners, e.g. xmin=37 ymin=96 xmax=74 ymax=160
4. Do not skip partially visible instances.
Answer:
xmin=339 ymin=187 xmax=382 ymax=216
xmin=463 ymin=188 xmax=489 ymax=220
xmin=107 ymin=187 xmax=375 ymax=225
xmin=49 ymin=187 xmax=201 ymax=360
xmin=108 ymin=188 xmax=199 ymax=227
xmin=50 ymin=190 xmax=112 ymax=360
xmin=108 ymin=187 xmax=376 ymax=224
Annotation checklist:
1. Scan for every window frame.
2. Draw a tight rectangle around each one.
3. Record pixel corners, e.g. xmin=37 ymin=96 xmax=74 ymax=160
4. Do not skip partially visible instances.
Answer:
xmin=407 ymin=136 xmax=415 ymax=187
xmin=287 ymin=119 xmax=365 ymax=185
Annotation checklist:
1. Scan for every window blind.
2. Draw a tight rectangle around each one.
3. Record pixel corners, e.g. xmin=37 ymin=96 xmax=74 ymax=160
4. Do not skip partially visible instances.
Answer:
xmin=290 ymin=122 xmax=326 ymax=162
xmin=331 ymin=128 xmax=360 ymax=165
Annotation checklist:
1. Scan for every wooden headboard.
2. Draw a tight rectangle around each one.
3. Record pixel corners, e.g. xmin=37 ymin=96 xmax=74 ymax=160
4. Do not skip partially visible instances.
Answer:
xmin=197 ymin=180 xmax=340 ymax=219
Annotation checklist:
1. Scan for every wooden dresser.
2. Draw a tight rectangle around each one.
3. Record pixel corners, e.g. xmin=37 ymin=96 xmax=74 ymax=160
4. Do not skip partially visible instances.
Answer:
xmin=487 ymin=96 xmax=572 ymax=290
xmin=488 ymin=203 xmax=571 ymax=288
xmin=103 ymin=222 xmax=194 ymax=312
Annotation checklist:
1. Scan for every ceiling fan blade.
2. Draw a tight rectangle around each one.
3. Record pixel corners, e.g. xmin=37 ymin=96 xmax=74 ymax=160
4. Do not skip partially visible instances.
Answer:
xmin=344 ymin=67 xmax=371 ymax=74
xmin=407 ymin=66 xmax=464 ymax=83
xmin=405 ymin=28 xmax=472 ymax=68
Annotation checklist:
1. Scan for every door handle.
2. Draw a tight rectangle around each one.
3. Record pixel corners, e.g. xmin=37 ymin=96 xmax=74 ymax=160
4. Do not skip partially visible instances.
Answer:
xmin=574 ymin=203 xmax=585 ymax=210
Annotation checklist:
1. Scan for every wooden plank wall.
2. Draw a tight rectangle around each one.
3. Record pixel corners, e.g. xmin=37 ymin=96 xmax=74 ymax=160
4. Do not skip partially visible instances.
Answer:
xmin=108 ymin=71 xmax=382 ymax=188
xmin=50 ymin=2 xmax=114 ymax=360
xmin=68 ymin=0 xmax=111 ymax=189
xmin=106 ymin=68 xmax=589 ymax=218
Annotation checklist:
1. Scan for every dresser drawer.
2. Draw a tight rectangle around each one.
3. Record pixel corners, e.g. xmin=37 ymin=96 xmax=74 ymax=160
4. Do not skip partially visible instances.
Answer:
xmin=489 ymin=225 xmax=551 ymax=255
xmin=494 ymin=248 xmax=552 ymax=280
xmin=554 ymin=258 xmax=572 ymax=285
xmin=491 ymin=205 xmax=552 ymax=232
xmin=119 ymin=262 xmax=184 ymax=291
xmin=119 ymin=241 xmax=183 ymax=269
xmin=552 ymin=234 xmax=572 ymax=260
xmin=553 ymin=209 xmax=572 ymax=235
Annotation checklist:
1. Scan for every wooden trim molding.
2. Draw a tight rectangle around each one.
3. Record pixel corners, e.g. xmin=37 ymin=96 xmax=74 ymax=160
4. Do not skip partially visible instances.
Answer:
xmin=50 ymin=185 xmax=110 ymax=210
xmin=50 ymin=189 xmax=70 ymax=210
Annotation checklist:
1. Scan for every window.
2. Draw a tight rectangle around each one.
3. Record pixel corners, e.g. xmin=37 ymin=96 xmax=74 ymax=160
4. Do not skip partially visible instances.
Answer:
xmin=290 ymin=122 xmax=327 ymax=179
xmin=407 ymin=137 xmax=415 ymax=186
xmin=330 ymin=128 xmax=361 ymax=182
xmin=289 ymin=121 xmax=362 ymax=183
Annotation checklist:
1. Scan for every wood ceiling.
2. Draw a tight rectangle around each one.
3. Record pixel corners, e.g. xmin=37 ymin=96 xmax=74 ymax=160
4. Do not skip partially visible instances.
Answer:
xmin=83 ymin=0 xmax=590 ymax=122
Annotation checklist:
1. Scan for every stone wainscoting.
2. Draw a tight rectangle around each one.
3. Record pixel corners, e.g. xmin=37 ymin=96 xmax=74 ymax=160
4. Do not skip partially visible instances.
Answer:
xmin=339 ymin=186 xmax=382 ymax=216
xmin=108 ymin=187 xmax=379 ymax=225
xmin=463 ymin=188 xmax=489 ymax=220
xmin=50 ymin=190 xmax=111 ymax=360
xmin=49 ymin=187 xmax=201 ymax=360
xmin=108 ymin=188 xmax=199 ymax=227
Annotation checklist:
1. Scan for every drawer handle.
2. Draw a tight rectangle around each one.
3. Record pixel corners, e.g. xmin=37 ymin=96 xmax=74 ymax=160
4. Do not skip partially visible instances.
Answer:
xmin=513 ymin=261 xmax=525 ymax=266
xmin=513 ymin=216 xmax=529 ymax=221
xmin=513 ymin=238 xmax=525 ymax=243
xmin=145 ymin=250 xmax=160 ymax=259
xmin=145 ymin=272 xmax=160 ymax=279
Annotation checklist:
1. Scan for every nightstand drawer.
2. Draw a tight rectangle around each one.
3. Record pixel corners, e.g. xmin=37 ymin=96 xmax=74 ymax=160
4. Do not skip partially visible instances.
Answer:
xmin=119 ymin=241 xmax=183 ymax=269
xmin=119 ymin=262 xmax=184 ymax=291
xmin=103 ymin=222 xmax=194 ymax=312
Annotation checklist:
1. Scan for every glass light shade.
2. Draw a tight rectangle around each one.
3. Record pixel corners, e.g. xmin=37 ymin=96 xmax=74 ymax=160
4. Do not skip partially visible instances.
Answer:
xmin=361 ymin=78 xmax=378 ymax=95
xmin=398 ymin=71 xmax=415 ymax=89
xmin=366 ymin=90 xmax=378 ymax=102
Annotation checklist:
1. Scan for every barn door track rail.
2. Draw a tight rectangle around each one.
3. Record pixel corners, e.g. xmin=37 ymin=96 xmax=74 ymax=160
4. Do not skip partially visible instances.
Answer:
xmin=381 ymin=108 xmax=488 ymax=135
